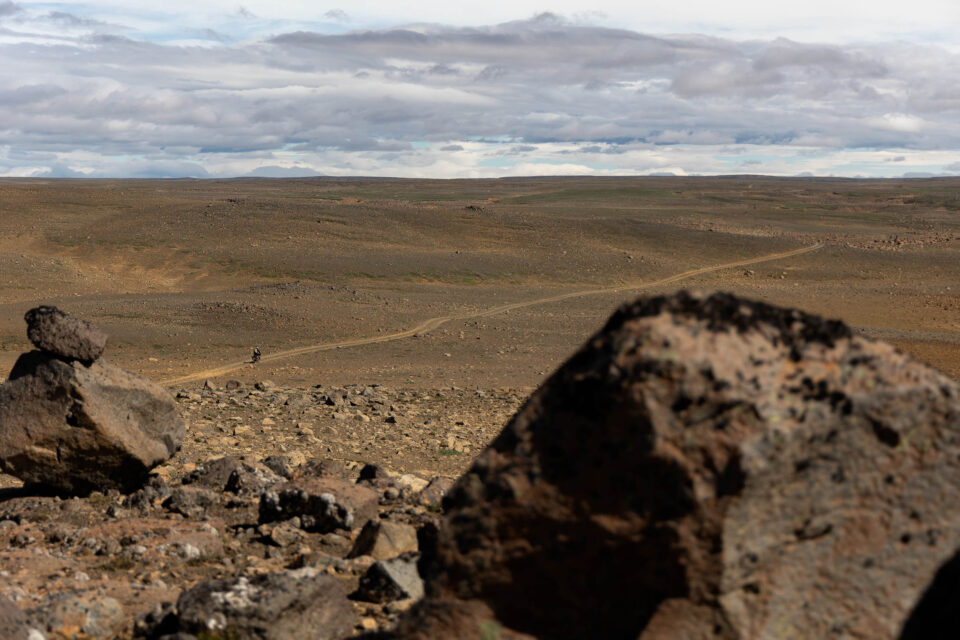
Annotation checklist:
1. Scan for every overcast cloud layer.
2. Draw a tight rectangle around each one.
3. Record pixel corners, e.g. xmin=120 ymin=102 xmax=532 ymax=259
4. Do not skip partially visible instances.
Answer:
xmin=1 ymin=3 xmax=959 ymax=178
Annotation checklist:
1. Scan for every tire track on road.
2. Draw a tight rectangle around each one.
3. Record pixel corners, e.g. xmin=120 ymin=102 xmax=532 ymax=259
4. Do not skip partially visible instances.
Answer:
xmin=162 ymin=242 xmax=823 ymax=385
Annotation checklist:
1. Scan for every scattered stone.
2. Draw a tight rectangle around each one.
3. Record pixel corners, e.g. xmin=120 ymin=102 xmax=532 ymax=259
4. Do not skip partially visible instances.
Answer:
xmin=295 ymin=459 xmax=351 ymax=481
xmin=225 ymin=380 xmax=243 ymax=391
xmin=259 ymin=478 xmax=378 ymax=533
xmin=182 ymin=456 xmax=244 ymax=491
xmin=0 ymin=351 xmax=185 ymax=494
xmin=349 ymin=520 xmax=419 ymax=560
xmin=163 ymin=486 xmax=217 ymax=519
xmin=32 ymin=593 xmax=124 ymax=640
xmin=417 ymin=477 xmax=454 ymax=507
xmin=24 ymin=305 xmax=107 ymax=363
xmin=262 ymin=454 xmax=302 ymax=480
xmin=82 ymin=518 xmax=224 ymax=565
xmin=396 ymin=474 xmax=430 ymax=495
xmin=175 ymin=568 xmax=356 ymax=640
xmin=358 ymin=464 xmax=391 ymax=482
xmin=0 ymin=596 xmax=32 ymax=640
xmin=267 ymin=524 xmax=302 ymax=548
xmin=225 ymin=463 xmax=283 ymax=496
xmin=133 ymin=601 xmax=177 ymax=638
xmin=394 ymin=291 xmax=960 ymax=639
xmin=355 ymin=554 xmax=424 ymax=603
xmin=181 ymin=455 xmax=282 ymax=496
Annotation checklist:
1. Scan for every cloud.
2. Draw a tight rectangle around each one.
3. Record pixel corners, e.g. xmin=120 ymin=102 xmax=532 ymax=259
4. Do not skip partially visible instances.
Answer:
xmin=945 ymin=161 xmax=960 ymax=172
xmin=2 ymin=15 xmax=960 ymax=178
xmin=246 ymin=165 xmax=321 ymax=177
xmin=34 ymin=163 xmax=92 ymax=178
xmin=323 ymin=9 xmax=349 ymax=22
xmin=867 ymin=113 xmax=926 ymax=133
xmin=0 ymin=2 xmax=22 ymax=17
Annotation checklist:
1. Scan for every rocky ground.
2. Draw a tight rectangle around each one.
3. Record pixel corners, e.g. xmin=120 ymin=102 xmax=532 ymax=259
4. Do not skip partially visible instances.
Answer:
xmin=168 ymin=381 xmax=527 ymax=481
xmin=0 ymin=177 xmax=958 ymax=638
xmin=0 ymin=380 xmax=526 ymax=639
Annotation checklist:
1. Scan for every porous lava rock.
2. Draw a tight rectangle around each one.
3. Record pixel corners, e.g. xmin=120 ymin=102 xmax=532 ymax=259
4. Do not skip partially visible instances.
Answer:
xmin=392 ymin=291 xmax=960 ymax=640
xmin=0 ymin=351 xmax=184 ymax=494
xmin=25 ymin=305 xmax=107 ymax=363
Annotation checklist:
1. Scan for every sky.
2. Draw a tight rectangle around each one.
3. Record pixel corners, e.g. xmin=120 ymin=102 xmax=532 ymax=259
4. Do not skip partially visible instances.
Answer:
xmin=1 ymin=1 xmax=959 ymax=178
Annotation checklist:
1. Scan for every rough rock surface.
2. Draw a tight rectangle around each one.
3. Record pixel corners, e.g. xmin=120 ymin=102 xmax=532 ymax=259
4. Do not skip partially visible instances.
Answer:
xmin=349 ymin=520 xmax=419 ymax=560
xmin=0 ymin=596 xmax=32 ymax=640
xmin=182 ymin=455 xmax=282 ymax=496
xmin=174 ymin=568 xmax=357 ymax=640
xmin=24 ymin=305 xmax=107 ymax=363
xmin=31 ymin=592 xmax=124 ymax=640
xmin=0 ymin=351 xmax=185 ymax=493
xmin=393 ymin=291 xmax=960 ymax=639
xmin=259 ymin=477 xmax=379 ymax=533
xmin=356 ymin=555 xmax=425 ymax=604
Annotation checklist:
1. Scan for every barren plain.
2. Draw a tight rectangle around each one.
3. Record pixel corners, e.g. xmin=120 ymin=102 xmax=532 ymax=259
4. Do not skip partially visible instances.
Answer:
xmin=2 ymin=175 xmax=959 ymax=472
xmin=0 ymin=176 xmax=958 ymax=637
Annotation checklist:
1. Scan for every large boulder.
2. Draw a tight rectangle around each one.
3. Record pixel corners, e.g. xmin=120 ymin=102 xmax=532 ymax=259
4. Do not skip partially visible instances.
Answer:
xmin=24 ymin=305 xmax=107 ymax=363
xmin=0 ymin=350 xmax=184 ymax=494
xmin=392 ymin=291 xmax=960 ymax=639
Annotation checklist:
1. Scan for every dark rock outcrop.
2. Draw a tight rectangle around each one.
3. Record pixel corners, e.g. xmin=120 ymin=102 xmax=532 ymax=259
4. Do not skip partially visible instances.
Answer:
xmin=391 ymin=291 xmax=960 ymax=639
xmin=183 ymin=456 xmax=282 ymax=496
xmin=175 ymin=568 xmax=356 ymax=640
xmin=259 ymin=477 xmax=379 ymax=533
xmin=0 ymin=309 xmax=184 ymax=494
xmin=25 ymin=305 xmax=107 ymax=363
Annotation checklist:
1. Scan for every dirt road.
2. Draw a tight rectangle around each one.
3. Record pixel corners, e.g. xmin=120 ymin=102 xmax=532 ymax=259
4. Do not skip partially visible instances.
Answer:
xmin=162 ymin=242 xmax=824 ymax=385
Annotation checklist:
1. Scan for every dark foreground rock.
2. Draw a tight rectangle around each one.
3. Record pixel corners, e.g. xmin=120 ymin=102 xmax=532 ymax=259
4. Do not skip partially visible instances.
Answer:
xmin=174 ymin=568 xmax=357 ymax=640
xmin=389 ymin=291 xmax=960 ymax=639
xmin=0 ymin=350 xmax=184 ymax=493
xmin=900 ymin=544 xmax=960 ymax=639
xmin=24 ymin=305 xmax=107 ymax=363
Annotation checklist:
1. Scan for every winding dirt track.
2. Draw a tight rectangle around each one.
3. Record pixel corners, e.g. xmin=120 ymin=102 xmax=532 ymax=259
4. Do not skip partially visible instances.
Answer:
xmin=162 ymin=242 xmax=824 ymax=385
